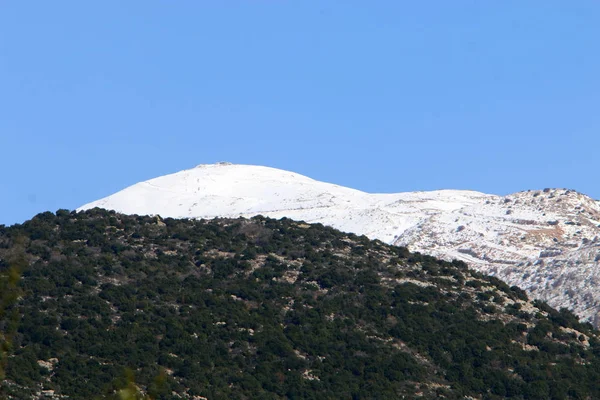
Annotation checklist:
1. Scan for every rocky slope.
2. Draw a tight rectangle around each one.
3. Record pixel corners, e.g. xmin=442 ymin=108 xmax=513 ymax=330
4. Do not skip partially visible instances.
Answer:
xmin=397 ymin=188 xmax=600 ymax=325
xmin=79 ymin=163 xmax=600 ymax=324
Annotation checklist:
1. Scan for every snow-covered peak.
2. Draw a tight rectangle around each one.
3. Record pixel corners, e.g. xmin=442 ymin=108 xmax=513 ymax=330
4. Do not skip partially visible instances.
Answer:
xmin=78 ymin=163 xmax=488 ymax=243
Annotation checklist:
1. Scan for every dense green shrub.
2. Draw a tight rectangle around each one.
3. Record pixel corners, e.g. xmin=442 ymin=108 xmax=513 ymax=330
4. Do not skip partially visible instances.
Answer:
xmin=0 ymin=210 xmax=598 ymax=399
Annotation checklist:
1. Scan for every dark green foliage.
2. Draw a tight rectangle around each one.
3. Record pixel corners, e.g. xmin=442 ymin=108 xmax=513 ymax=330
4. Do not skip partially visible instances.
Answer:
xmin=0 ymin=209 xmax=599 ymax=399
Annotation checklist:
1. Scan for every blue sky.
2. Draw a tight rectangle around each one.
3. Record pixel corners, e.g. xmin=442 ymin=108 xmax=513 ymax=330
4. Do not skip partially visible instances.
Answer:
xmin=1 ymin=1 xmax=599 ymax=226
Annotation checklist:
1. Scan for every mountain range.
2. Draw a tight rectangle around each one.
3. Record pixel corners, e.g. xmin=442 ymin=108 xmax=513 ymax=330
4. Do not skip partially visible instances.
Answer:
xmin=79 ymin=163 xmax=600 ymax=325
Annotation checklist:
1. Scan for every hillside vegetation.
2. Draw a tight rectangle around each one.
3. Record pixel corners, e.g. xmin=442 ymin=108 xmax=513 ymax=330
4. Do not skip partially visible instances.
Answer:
xmin=1 ymin=209 xmax=600 ymax=399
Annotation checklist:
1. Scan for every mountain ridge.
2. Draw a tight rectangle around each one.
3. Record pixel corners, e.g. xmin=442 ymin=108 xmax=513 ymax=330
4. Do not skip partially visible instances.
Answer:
xmin=78 ymin=163 xmax=600 ymax=325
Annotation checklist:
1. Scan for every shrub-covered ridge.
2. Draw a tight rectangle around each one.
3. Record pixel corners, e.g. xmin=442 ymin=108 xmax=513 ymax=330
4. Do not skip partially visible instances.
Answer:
xmin=0 ymin=209 xmax=599 ymax=399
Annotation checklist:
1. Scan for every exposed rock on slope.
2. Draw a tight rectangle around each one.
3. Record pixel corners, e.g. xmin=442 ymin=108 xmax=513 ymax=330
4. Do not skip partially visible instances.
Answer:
xmin=397 ymin=189 xmax=600 ymax=324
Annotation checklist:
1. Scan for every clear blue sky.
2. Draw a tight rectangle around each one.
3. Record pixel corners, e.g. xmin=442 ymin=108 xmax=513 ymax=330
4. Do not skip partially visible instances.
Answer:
xmin=1 ymin=1 xmax=599 ymax=226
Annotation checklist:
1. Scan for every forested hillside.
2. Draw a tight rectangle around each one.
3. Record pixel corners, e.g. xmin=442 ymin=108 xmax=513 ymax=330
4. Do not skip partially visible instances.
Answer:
xmin=1 ymin=209 xmax=599 ymax=399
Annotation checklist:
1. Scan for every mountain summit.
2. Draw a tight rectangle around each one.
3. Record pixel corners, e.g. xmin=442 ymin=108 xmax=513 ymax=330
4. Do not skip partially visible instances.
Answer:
xmin=79 ymin=163 xmax=600 ymax=324
xmin=79 ymin=163 xmax=491 ymax=244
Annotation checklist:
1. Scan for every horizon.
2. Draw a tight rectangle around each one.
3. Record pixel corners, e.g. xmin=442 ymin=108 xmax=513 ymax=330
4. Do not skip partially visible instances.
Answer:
xmin=3 ymin=160 xmax=599 ymax=228
xmin=2 ymin=2 xmax=599 ymax=225
xmin=83 ymin=160 xmax=596 ymax=201
xmin=66 ymin=161 xmax=600 ymax=226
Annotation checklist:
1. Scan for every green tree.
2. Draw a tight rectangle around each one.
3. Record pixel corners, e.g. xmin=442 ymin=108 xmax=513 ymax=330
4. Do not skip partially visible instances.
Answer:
xmin=0 ymin=237 xmax=25 ymax=392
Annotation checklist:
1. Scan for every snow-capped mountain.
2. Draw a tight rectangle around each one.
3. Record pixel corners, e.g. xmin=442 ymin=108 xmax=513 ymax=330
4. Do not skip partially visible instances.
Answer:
xmin=79 ymin=162 xmax=600 ymax=324
xmin=79 ymin=162 xmax=492 ymax=243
